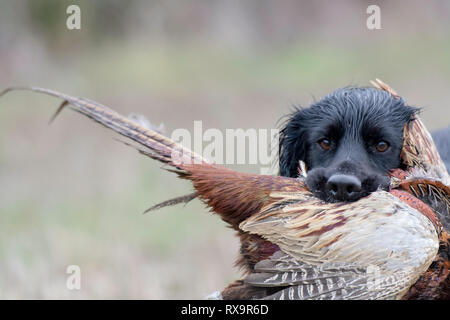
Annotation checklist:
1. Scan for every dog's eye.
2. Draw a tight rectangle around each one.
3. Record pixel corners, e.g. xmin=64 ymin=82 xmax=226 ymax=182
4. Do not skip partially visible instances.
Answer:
xmin=318 ymin=139 xmax=332 ymax=151
xmin=375 ymin=140 xmax=389 ymax=152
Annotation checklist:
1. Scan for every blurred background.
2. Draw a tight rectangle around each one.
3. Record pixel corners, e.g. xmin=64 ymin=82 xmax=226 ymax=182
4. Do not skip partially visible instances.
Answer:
xmin=0 ymin=0 xmax=449 ymax=299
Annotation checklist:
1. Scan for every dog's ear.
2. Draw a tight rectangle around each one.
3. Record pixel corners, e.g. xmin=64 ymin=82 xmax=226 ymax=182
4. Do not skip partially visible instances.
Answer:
xmin=279 ymin=109 xmax=308 ymax=177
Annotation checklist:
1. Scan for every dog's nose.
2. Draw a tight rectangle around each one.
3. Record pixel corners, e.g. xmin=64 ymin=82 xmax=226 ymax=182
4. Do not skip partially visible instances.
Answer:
xmin=326 ymin=174 xmax=362 ymax=201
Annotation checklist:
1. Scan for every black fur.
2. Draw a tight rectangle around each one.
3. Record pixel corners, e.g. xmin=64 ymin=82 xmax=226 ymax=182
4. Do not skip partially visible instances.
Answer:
xmin=432 ymin=126 xmax=450 ymax=172
xmin=279 ymin=87 xmax=420 ymax=202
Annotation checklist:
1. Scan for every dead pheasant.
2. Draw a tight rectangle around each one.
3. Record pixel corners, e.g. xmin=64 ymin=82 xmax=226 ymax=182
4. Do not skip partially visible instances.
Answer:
xmin=1 ymin=82 xmax=448 ymax=300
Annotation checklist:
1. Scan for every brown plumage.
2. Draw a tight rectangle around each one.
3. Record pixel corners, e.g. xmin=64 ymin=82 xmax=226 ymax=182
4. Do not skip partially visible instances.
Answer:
xmin=1 ymin=83 xmax=448 ymax=300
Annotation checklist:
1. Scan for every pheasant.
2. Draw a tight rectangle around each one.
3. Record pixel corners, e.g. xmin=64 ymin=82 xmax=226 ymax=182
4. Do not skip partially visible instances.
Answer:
xmin=1 ymin=82 xmax=448 ymax=300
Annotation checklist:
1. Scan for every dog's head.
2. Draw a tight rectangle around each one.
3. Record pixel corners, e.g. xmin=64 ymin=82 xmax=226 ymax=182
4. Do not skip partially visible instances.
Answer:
xmin=279 ymin=87 xmax=419 ymax=202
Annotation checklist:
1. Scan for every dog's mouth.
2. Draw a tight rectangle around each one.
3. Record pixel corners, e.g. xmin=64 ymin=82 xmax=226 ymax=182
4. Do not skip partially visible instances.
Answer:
xmin=305 ymin=167 xmax=390 ymax=203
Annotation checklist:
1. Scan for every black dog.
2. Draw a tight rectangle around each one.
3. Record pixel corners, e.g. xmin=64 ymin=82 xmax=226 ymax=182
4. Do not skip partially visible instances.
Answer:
xmin=279 ymin=86 xmax=423 ymax=203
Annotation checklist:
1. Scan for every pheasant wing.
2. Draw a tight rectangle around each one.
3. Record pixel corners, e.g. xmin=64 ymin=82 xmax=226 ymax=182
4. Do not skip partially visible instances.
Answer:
xmin=241 ymin=191 xmax=440 ymax=299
